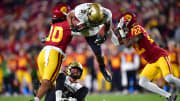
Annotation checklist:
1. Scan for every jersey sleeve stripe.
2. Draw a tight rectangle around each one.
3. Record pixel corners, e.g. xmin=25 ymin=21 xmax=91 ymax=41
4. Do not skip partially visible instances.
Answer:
xmin=164 ymin=56 xmax=172 ymax=74
xmin=50 ymin=53 xmax=62 ymax=82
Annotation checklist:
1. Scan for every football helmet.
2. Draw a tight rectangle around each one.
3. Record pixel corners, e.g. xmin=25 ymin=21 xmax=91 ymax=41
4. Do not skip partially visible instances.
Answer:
xmin=67 ymin=62 xmax=83 ymax=80
xmin=118 ymin=11 xmax=136 ymax=29
xmin=53 ymin=4 xmax=70 ymax=20
xmin=87 ymin=3 xmax=103 ymax=26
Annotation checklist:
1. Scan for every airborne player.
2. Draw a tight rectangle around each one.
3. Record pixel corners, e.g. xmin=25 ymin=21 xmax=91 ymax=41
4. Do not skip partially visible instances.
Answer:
xmin=31 ymin=4 xmax=72 ymax=101
xmin=116 ymin=12 xmax=180 ymax=101
xmin=67 ymin=3 xmax=120 ymax=82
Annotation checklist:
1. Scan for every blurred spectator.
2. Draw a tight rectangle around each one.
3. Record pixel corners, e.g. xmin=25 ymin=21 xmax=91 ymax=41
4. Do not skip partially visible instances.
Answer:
xmin=168 ymin=40 xmax=180 ymax=78
xmin=16 ymin=48 xmax=33 ymax=95
xmin=85 ymin=48 xmax=97 ymax=93
xmin=121 ymin=47 xmax=140 ymax=94
xmin=4 ymin=52 xmax=19 ymax=96
xmin=0 ymin=52 xmax=3 ymax=93
xmin=109 ymin=45 xmax=122 ymax=92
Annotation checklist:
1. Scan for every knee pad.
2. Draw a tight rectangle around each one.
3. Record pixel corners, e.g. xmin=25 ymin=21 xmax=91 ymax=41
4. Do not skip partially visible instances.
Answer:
xmin=164 ymin=74 xmax=174 ymax=83
xmin=139 ymin=76 xmax=150 ymax=87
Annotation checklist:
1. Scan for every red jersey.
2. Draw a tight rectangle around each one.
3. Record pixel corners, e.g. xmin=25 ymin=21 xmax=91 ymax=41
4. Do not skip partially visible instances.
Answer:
xmin=127 ymin=25 xmax=168 ymax=63
xmin=45 ymin=21 xmax=72 ymax=52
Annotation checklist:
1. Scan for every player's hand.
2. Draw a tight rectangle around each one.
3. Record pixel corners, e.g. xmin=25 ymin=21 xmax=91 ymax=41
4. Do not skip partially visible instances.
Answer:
xmin=41 ymin=37 xmax=47 ymax=43
xmin=94 ymin=34 xmax=107 ymax=46
xmin=70 ymin=25 xmax=80 ymax=32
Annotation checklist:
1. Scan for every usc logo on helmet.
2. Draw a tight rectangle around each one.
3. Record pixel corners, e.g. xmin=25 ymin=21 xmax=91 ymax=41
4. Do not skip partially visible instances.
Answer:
xmin=124 ymin=14 xmax=132 ymax=22
xmin=60 ymin=6 xmax=68 ymax=14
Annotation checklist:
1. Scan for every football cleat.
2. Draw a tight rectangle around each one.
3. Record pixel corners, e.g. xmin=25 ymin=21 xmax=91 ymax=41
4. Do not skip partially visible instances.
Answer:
xmin=101 ymin=69 xmax=112 ymax=82
xmin=167 ymin=94 xmax=177 ymax=101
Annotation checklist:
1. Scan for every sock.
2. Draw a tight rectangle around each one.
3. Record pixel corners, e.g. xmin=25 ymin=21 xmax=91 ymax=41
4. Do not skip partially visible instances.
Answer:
xmin=139 ymin=76 xmax=171 ymax=98
xmin=165 ymin=74 xmax=180 ymax=88
xmin=34 ymin=97 xmax=40 ymax=101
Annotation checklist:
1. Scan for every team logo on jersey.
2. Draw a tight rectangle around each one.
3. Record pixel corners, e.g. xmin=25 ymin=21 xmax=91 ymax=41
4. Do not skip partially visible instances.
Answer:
xmin=80 ymin=10 xmax=87 ymax=14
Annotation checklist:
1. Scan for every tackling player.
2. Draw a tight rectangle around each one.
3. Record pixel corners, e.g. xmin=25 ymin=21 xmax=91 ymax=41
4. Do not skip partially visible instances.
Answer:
xmin=116 ymin=12 xmax=180 ymax=101
xmin=67 ymin=3 xmax=120 ymax=82
xmin=31 ymin=4 xmax=72 ymax=101
xmin=45 ymin=62 xmax=88 ymax=101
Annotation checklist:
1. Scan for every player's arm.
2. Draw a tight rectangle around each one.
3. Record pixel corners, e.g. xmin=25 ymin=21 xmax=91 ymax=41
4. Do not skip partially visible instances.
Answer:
xmin=74 ymin=87 xmax=88 ymax=101
xmin=94 ymin=21 xmax=110 ymax=45
xmin=56 ymin=73 xmax=66 ymax=90
xmin=123 ymin=34 xmax=144 ymax=47
xmin=67 ymin=11 xmax=80 ymax=32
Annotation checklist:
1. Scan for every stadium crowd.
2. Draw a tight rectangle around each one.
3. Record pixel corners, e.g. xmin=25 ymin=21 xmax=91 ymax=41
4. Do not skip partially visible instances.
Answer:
xmin=0 ymin=0 xmax=179 ymax=96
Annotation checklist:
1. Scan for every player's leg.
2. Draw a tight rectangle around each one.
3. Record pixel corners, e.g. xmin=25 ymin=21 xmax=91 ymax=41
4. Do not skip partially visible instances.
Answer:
xmin=85 ymin=35 xmax=112 ymax=82
xmin=160 ymin=56 xmax=180 ymax=87
xmin=139 ymin=63 xmax=171 ymax=98
xmin=17 ymin=70 xmax=24 ymax=94
xmin=35 ymin=49 xmax=63 ymax=100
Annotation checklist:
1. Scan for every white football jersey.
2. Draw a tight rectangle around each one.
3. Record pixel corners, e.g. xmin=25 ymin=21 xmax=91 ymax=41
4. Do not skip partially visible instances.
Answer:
xmin=71 ymin=3 xmax=119 ymax=46
xmin=64 ymin=76 xmax=83 ymax=93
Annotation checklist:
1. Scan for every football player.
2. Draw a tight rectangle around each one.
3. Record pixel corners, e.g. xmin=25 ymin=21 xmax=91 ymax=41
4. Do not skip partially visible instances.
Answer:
xmin=67 ymin=3 xmax=120 ymax=82
xmin=31 ymin=4 xmax=72 ymax=101
xmin=116 ymin=12 xmax=180 ymax=101
xmin=45 ymin=62 xmax=88 ymax=101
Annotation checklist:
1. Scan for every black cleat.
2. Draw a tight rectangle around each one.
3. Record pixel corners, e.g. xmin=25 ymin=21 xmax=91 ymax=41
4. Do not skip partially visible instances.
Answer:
xmin=167 ymin=94 xmax=177 ymax=101
xmin=101 ymin=69 xmax=112 ymax=82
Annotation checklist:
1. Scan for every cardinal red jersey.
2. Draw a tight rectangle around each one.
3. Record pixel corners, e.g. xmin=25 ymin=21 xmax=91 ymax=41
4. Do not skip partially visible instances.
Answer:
xmin=127 ymin=25 xmax=168 ymax=63
xmin=45 ymin=21 xmax=72 ymax=52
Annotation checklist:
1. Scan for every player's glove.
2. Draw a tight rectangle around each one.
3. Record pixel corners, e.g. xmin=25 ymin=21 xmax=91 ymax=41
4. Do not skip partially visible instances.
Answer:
xmin=70 ymin=25 xmax=80 ymax=32
xmin=41 ymin=37 xmax=47 ymax=43
xmin=94 ymin=34 xmax=107 ymax=46
xmin=116 ymin=17 xmax=129 ymax=38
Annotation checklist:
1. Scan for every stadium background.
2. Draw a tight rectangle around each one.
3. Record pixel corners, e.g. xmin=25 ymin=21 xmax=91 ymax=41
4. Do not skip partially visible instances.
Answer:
xmin=0 ymin=0 xmax=179 ymax=101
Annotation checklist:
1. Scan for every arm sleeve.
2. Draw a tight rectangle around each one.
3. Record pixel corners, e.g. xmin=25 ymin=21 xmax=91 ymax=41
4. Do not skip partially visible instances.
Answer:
xmin=56 ymin=73 xmax=66 ymax=90
xmin=74 ymin=87 xmax=88 ymax=101
xmin=108 ymin=29 xmax=120 ymax=46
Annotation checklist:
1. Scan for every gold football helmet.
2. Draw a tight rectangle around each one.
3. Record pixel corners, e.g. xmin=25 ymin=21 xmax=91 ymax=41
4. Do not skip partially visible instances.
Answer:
xmin=87 ymin=3 xmax=103 ymax=25
xmin=67 ymin=62 xmax=83 ymax=79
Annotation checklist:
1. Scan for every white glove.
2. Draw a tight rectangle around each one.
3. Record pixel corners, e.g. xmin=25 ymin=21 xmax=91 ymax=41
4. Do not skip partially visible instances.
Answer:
xmin=118 ymin=29 xmax=127 ymax=38
xmin=56 ymin=90 xmax=62 ymax=101
xmin=117 ymin=17 xmax=128 ymax=38
xmin=68 ymin=97 xmax=77 ymax=101
xmin=117 ymin=17 xmax=125 ymax=29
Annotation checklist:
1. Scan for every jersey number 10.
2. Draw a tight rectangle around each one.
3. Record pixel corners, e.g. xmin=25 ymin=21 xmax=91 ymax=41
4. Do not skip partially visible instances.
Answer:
xmin=46 ymin=26 xmax=63 ymax=43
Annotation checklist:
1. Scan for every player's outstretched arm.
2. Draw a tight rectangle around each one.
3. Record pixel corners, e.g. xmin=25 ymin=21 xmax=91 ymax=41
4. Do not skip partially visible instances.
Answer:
xmin=124 ymin=34 xmax=144 ymax=47
xmin=67 ymin=11 xmax=75 ymax=26
xmin=67 ymin=11 xmax=79 ymax=32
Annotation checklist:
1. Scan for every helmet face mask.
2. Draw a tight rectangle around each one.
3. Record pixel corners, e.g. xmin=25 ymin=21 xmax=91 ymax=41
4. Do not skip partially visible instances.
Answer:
xmin=117 ymin=12 xmax=136 ymax=30
xmin=87 ymin=3 xmax=103 ymax=26
xmin=67 ymin=62 xmax=83 ymax=80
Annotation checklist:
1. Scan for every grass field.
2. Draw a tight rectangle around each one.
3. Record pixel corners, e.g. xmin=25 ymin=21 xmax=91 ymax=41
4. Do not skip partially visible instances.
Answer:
xmin=0 ymin=93 xmax=180 ymax=101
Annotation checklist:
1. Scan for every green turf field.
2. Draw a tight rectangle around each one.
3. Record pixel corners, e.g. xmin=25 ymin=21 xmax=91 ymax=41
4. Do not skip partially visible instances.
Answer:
xmin=0 ymin=93 xmax=179 ymax=101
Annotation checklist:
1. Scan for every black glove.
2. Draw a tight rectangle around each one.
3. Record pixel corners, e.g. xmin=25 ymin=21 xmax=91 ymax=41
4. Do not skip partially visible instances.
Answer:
xmin=41 ymin=37 xmax=47 ymax=43
xmin=70 ymin=25 xmax=80 ymax=32
xmin=94 ymin=34 xmax=107 ymax=46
